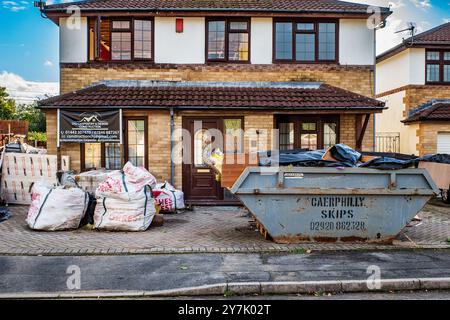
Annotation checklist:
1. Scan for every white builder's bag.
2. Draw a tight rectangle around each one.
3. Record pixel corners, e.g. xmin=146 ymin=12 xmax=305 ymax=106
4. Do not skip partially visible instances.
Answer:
xmin=95 ymin=162 xmax=156 ymax=201
xmin=94 ymin=185 xmax=156 ymax=231
xmin=26 ymin=182 xmax=89 ymax=231
xmin=152 ymin=181 xmax=185 ymax=212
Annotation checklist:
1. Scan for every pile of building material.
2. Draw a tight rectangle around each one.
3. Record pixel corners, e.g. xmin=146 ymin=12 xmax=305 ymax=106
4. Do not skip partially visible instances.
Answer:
xmin=26 ymin=182 xmax=89 ymax=231
xmin=24 ymin=161 xmax=184 ymax=232
xmin=94 ymin=162 xmax=157 ymax=231
xmin=1 ymin=152 xmax=70 ymax=205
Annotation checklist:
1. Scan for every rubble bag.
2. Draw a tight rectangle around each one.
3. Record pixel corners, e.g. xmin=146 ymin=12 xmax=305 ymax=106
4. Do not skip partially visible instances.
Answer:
xmin=95 ymin=162 xmax=157 ymax=201
xmin=152 ymin=181 xmax=186 ymax=212
xmin=26 ymin=182 xmax=89 ymax=231
xmin=94 ymin=185 xmax=156 ymax=231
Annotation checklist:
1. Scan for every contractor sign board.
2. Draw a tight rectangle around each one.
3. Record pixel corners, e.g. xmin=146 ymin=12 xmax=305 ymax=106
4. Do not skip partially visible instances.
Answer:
xmin=58 ymin=110 xmax=122 ymax=143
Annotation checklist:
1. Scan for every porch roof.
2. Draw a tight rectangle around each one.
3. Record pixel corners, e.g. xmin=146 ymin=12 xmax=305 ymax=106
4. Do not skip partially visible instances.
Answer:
xmin=38 ymin=81 xmax=385 ymax=111
xmin=403 ymin=99 xmax=450 ymax=123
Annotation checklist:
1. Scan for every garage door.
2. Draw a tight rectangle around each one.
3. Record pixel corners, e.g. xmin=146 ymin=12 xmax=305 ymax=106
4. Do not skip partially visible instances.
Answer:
xmin=437 ymin=133 xmax=450 ymax=154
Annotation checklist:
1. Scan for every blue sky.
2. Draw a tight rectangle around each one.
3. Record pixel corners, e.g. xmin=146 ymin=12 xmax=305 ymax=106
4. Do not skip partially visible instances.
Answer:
xmin=0 ymin=0 xmax=449 ymax=103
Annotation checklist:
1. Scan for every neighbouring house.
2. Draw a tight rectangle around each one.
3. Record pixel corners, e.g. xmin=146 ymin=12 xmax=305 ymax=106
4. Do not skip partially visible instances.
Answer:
xmin=376 ymin=22 xmax=450 ymax=155
xmin=38 ymin=0 xmax=390 ymax=204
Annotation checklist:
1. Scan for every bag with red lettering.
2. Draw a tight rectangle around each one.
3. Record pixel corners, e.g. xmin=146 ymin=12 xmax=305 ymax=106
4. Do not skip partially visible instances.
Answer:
xmin=152 ymin=181 xmax=185 ymax=212
xmin=95 ymin=162 xmax=157 ymax=201
xmin=94 ymin=185 xmax=156 ymax=231
xmin=94 ymin=162 xmax=157 ymax=231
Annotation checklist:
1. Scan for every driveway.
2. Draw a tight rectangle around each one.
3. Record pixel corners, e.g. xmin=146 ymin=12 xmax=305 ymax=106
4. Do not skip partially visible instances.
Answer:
xmin=0 ymin=200 xmax=449 ymax=255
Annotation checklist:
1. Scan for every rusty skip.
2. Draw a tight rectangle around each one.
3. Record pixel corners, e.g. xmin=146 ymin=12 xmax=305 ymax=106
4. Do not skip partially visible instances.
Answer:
xmin=231 ymin=167 xmax=439 ymax=243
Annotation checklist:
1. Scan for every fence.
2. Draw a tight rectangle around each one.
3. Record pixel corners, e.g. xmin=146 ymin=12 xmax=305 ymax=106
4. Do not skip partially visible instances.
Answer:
xmin=376 ymin=132 xmax=400 ymax=153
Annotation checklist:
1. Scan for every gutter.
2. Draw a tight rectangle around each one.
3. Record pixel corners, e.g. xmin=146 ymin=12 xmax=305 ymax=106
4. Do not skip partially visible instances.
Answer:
xmin=42 ymin=7 xmax=392 ymax=14
xmin=38 ymin=105 xmax=386 ymax=111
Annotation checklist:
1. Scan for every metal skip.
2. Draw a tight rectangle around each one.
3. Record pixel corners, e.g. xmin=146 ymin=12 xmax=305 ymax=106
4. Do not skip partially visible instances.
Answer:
xmin=230 ymin=167 xmax=440 ymax=243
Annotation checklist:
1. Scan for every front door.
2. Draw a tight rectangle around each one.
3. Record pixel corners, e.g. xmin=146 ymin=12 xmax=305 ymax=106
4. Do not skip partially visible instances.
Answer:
xmin=183 ymin=118 xmax=223 ymax=203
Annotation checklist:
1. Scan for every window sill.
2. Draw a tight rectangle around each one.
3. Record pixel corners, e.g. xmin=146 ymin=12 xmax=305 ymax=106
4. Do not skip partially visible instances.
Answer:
xmin=425 ymin=82 xmax=450 ymax=85
xmin=272 ymin=60 xmax=339 ymax=65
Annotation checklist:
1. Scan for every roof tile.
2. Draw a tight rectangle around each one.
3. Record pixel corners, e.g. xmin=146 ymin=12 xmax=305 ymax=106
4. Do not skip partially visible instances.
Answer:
xmin=403 ymin=99 xmax=450 ymax=123
xmin=43 ymin=0 xmax=387 ymax=13
xmin=38 ymin=81 xmax=385 ymax=110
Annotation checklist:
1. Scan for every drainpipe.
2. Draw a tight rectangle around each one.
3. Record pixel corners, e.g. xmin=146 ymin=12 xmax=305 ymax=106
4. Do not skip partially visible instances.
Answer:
xmin=373 ymin=27 xmax=377 ymax=152
xmin=170 ymin=108 xmax=175 ymax=185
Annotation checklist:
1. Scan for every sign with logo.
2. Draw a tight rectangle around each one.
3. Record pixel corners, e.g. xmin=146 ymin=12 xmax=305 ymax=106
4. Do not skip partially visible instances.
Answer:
xmin=59 ymin=110 xmax=121 ymax=143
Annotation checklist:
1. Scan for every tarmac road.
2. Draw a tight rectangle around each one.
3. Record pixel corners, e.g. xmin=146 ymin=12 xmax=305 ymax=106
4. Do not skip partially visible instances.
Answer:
xmin=1 ymin=250 xmax=450 ymax=295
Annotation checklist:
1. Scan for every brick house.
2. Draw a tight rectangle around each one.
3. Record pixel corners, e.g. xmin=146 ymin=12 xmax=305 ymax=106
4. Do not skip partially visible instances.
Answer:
xmin=38 ymin=0 xmax=390 ymax=204
xmin=376 ymin=22 xmax=450 ymax=156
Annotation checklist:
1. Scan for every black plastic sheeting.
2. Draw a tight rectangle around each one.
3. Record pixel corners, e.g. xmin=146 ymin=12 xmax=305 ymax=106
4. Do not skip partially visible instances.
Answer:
xmin=260 ymin=144 xmax=450 ymax=170
xmin=80 ymin=194 xmax=96 ymax=227
xmin=358 ymin=157 xmax=414 ymax=170
xmin=0 ymin=208 xmax=11 ymax=223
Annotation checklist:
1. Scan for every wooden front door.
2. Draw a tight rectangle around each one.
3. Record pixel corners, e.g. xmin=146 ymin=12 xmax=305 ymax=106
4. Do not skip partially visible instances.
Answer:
xmin=182 ymin=118 xmax=223 ymax=203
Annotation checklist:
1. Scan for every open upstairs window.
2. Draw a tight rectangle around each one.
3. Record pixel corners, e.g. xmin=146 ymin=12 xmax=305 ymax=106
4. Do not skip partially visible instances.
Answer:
xmin=274 ymin=20 xmax=338 ymax=63
xmin=88 ymin=17 xmax=153 ymax=62
xmin=207 ymin=19 xmax=250 ymax=63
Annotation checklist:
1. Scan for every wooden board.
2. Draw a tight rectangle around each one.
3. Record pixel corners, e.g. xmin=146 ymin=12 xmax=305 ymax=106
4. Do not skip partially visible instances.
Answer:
xmin=221 ymin=153 xmax=257 ymax=189
xmin=418 ymin=161 xmax=450 ymax=190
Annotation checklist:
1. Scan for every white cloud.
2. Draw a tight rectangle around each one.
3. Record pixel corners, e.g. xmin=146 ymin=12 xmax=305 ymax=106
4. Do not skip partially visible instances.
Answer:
xmin=46 ymin=0 xmax=73 ymax=4
xmin=2 ymin=0 xmax=28 ymax=11
xmin=388 ymin=0 xmax=405 ymax=9
xmin=0 ymin=71 xmax=59 ymax=105
xmin=10 ymin=6 xmax=26 ymax=11
xmin=410 ymin=0 xmax=432 ymax=9
xmin=44 ymin=60 xmax=53 ymax=67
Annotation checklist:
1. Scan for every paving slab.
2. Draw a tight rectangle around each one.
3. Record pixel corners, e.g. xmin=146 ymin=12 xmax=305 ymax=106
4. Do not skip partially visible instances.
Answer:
xmin=0 ymin=201 xmax=449 ymax=255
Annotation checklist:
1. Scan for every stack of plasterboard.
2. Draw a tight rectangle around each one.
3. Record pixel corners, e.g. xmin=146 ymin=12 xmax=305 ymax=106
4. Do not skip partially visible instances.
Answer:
xmin=1 ymin=153 xmax=70 ymax=204
xmin=74 ymin=169 xmax=119 ymax=194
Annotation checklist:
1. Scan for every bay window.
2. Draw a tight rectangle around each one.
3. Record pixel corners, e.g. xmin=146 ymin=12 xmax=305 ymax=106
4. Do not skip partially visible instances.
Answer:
xmin=426 ymin=50 xmax=450 ymax=83
xmin=207 ymin=19 xmax=250 ymax=62
xmin=274 ymin=20 xmax=338 ymax=63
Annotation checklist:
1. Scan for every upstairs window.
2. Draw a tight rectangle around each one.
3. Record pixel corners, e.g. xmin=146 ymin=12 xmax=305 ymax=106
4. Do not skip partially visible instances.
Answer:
xmin=88 ymin=18 xmax=153 ymax=62
xmin=426 ymin=50 xmax=450 ymax=83
xmin=134 ymin=20 xmax=152 ymax=59
xmin=274 ymin=20 xmax=338 ymax=63
xmin=207 ymin=19 xmax=250 ymax=62
xmin=111 ymin=20 xmax=131 ymax=60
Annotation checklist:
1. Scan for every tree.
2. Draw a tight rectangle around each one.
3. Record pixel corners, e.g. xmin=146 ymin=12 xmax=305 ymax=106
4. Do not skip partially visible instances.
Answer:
xmin=0 ymin=87 xmax=16 ymax=120
xmin=16 ymin=103 xmax=46 ymax=132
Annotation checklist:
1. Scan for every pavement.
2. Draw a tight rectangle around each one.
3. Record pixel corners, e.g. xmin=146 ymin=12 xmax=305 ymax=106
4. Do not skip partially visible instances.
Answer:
xmin=1 ymin=200 xmax=449 ymax=298
xmin=0 ymin=200 xmax=450 ymax=255
xmin=1 ymin=250 xmax=450 ymax=298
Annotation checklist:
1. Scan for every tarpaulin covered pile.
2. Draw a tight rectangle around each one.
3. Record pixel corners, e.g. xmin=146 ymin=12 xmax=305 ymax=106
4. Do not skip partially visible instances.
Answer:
xmin=259 ymin=144 xmax=450 ymax=170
